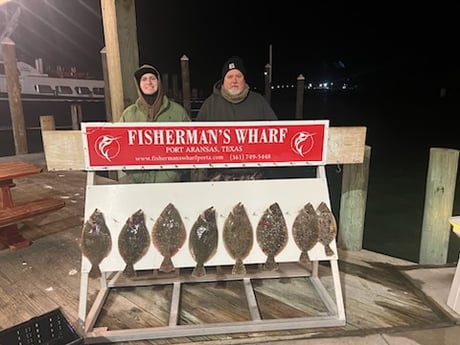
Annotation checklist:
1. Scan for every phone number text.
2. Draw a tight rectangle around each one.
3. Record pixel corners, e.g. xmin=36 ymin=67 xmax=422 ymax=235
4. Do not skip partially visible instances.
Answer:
xmin=230 ymin=153 xmax=272 ymax=161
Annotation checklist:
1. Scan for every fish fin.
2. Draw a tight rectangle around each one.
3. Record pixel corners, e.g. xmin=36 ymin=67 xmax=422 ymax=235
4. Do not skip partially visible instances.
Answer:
xmin=299 ymin=251 xmax=311 ymax=264
xmin=192 ymin=264 xmax=206 ymax=277
xmin=89 ymin=264 xmax=102 ymax=278
xmin=123 ymin=264 xmax=135 ymax=278
xmin=232 ymin=259 xmax=246 ymax=275
xmin=325 ymin=245 xmax=335 ymax=256
xmin=264 ymin=255 xmax=278 ymax=271
xmin=160 ymin=256 xmax=175 ymax=273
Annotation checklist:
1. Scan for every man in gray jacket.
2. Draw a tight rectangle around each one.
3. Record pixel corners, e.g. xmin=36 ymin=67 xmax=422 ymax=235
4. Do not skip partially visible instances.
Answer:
xmin=195 ymin=56 xmax=278 ymax=181
xmin=196 ymin=56 xmax=277 ymax=122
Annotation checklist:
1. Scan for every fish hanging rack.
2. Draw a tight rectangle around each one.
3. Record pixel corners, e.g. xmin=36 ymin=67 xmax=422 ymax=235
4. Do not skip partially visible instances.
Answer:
xmin=39 ymin=121 xmax=367 ymax=343
xmin=77 ymin=167 xmax=346 ymax=344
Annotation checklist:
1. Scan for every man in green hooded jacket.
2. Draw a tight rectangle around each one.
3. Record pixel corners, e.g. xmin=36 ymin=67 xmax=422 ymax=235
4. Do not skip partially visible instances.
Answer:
xmin=120 ymin=64 xmax=191 ymax=183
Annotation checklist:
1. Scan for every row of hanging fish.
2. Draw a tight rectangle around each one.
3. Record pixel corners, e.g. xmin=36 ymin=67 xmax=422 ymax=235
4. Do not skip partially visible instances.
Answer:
xmin=80 ymin=201 xmax=337 ymax=279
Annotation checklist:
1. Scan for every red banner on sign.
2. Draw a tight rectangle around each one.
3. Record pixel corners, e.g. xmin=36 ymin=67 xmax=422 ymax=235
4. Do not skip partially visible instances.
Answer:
xmin=81 ymin=121 xmax=328 ymax=170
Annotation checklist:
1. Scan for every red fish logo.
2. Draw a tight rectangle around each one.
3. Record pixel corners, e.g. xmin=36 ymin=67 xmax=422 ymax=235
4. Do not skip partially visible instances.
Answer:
xmin=290 ymin=131 xmax=315 ymax=157
xmin=94 ymin=135 xmax=121 ymax=162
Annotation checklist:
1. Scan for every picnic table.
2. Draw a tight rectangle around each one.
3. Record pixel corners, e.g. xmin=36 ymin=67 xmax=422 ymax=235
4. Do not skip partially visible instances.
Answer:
xmin=0 ymin=161 xmax=65 ymax=250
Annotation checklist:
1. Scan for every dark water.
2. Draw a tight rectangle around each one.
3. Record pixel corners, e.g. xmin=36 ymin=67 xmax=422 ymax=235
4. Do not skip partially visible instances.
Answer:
xmin=1 ymin=89 xmax=459 ymax=263
xmin=271 ymin=86 xmax=460 ymax=263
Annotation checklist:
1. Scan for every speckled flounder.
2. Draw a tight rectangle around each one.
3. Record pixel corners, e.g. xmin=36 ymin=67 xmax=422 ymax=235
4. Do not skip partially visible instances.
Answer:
xmin=223 ymin=202 xmax=253 ymax=275
xmin=292 ymin=202 xmax=319 ymax=264
xmin=151 ymin=203 xmax=186 ymax=272
xmin=256 ymin=202 xmax=288 ymax=270
xmin=118 ymin=209 xmax=150 ymax=277
xmin=316 ymin=202 xmax=337 ymax=256
xmin=189 ymin=206 xmax=218 ymax=277
xmin=80 ymin=208 xmax=112 ymax=278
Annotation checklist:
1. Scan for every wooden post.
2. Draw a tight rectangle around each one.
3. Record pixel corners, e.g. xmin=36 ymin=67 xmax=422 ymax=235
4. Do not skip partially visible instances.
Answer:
xmin=338 ymin=145 xmax=371 ymax=250
xmin=419 ymin=147 xmax=459 ymax=264
xmin=295 ymin=74 xmax=305 ymax=120
xmin=100 ymin=47 xmax=113 ymax=122
xmin=100 ymin=0 xmax=138 ymax=122
xmin=2 ymin=38 xmax=28 ymax=154
xmin=70 ymin=104 xmax=82 ymax=130
xmin=264 ymin=64 xmax=271 ymax=104
xmin=162 ymin=73 xmax=170 ymax=98
xmin=180 ymin=55 xmax=191 ymax=115
xmin=40 ymin=115 xmax=56 ymax=131
xmin=172 ymin=74 xmax=180 ymax=101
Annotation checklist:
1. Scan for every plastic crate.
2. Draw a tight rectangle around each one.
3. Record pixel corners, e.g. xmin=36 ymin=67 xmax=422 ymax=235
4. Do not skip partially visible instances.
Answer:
xmin=0 ymin=308 xmax=83 ymax=345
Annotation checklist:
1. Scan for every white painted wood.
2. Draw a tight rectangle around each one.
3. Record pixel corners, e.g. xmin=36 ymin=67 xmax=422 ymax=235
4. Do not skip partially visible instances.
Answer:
xmin=446 ymin=217 xmax=460 ymax=313
xmin=81 ymin=264 xmax=346 ymax=344
xmin=80 ymin=177 xmax=337 ymax=273
xmin=169 ymin=282 xmax=181 ymax=326
xmin=447 ymin=252 xmax=460 ymax=313
xmin=42 ymin=126 xmax=367 ymax=170
xmin=243 ymin=277 xmax=261 ymax=321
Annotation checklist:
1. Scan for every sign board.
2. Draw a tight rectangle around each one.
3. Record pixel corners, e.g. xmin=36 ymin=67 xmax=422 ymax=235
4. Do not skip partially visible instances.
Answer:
xmin=81 ymin=177 xmax=337 ymax=273
xmin=81 ymin=120 xmax=328 ymax=170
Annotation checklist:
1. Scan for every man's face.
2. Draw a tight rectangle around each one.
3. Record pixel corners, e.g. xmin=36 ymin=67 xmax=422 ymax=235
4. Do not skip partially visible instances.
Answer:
xmin=140 ymin=73 xmax=158 ymax=95
xmin=222 ymin=69 xmax=246 ymax=95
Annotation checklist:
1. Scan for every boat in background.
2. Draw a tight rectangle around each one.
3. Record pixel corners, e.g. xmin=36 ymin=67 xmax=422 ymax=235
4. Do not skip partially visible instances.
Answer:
xmin=0 ymin=5 xmax=104 ymax=101
xmin=0 ymin=57 xmax=105 ymax=101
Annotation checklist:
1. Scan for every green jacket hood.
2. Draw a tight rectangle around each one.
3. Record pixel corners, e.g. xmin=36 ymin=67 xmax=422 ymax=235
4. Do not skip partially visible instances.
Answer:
xmin=134 ymin=64 xmax=164 ymax=120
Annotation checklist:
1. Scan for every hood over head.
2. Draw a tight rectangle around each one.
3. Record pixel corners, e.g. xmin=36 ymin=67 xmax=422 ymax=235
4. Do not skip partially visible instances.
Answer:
xmin=134 ymin=64 xmax=164 ymax=119
xmin=135 ymin=65 xmax=159 ymax=86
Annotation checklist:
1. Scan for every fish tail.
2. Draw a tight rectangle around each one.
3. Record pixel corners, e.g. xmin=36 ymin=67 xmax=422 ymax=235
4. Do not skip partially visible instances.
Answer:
xmin=299 ymin=251 xmax=311 ymax=264
xmin=89 ymin=264 xmax=102 ymax=278
xmin=123 ymin=264 xmax=135 ymax=278
xmin=325 ymin=245 xmax=335 ymax=256
xmin=159 ymin=256 xmax=175 ymax=273
xmin=264 ymin=255 xmax=277 ymax=271
xmin=192 ymin=264 xmax=206 ymax=277
xmin=232 ymin=259 xmax=246 ymax=275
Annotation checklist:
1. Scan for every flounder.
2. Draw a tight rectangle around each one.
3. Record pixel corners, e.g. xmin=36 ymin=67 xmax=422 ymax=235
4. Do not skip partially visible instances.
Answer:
xmin=118 ymin=209 xmax=150 ymax=277
xmin=256 ymin=202 xmax=288 ymax=270
xmin=189 ymin=206 xmax=218 ymax=277
xmin=316 ymin=202 xmax=337 ymax=256
xmin=151 ymin=203 xmax=186 ymax=272
xmin=223 ymin=202 xmax=253 ymax=275
xmin=292 ymin=202 xmax=319 ymax=264
xmin=80 ymin=208 xmax=112 ymax=278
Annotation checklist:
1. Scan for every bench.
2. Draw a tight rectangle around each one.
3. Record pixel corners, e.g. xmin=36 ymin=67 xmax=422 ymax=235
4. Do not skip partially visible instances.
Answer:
xmin=0 ymin=198 xmax=66 ymax=228
xmin=0 ymin=160 xmax=66 ymax=250
xmin=0 ymin=198 xmax=65 ymax=250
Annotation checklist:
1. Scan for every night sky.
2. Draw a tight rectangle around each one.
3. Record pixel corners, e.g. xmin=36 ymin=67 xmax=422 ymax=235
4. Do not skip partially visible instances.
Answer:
xmin=1 ymin=0 xmax=458 ymax=95
xmin=137 ymin=1 xmax=459 ymax=92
